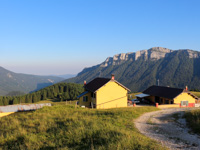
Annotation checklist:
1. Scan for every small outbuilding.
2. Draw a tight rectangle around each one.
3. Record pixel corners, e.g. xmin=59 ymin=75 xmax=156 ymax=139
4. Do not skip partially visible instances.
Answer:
xmin=78 ymin=75 xmax=131 ymax=109
xmin=138 ymin=85 xmax=198 ymax=107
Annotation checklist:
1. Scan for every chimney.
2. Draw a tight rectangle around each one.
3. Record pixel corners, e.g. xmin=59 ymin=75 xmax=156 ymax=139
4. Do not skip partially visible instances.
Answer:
xmin=84 ymin=80 xmax=86 ymax=85
xmin=185 ymin=86 xmax=188 ymax=91
xmin=111 ymin=74 xmax=115 ymax=80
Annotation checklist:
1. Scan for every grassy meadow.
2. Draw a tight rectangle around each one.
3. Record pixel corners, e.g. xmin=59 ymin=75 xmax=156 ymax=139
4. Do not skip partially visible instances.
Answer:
xmin=191 ymin=91 xmax=200 ymax=98
xmin=185 ymin=109 xmax=200 ymax=135
xmin=0 ymin=105 xmax=166 ymax=150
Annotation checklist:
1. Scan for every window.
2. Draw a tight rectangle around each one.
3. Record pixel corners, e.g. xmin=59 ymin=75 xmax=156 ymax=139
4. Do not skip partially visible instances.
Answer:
xmin=91 ymin=92 xmax=96 ymax=98
xmin=83 ymin=96 xmax=88 ymax=102
xmin=181 ymin=101 xmax=188 ymax=106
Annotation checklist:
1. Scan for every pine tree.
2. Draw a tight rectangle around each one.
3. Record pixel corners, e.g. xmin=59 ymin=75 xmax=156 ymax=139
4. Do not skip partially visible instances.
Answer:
xmin=13 ymin=97 xmax=18 ymax=104
xmin=0 ymin=97 xmax=3 ymax=106
xmin=32 ymin=93 xmax=38 ymax=103
xmin=2 ymin=97 xmax=9 ymax=106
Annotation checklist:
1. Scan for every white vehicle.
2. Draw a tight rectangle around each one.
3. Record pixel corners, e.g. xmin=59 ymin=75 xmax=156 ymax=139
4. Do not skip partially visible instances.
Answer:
xmin=131 ymin=99 xmax=140 ymax=104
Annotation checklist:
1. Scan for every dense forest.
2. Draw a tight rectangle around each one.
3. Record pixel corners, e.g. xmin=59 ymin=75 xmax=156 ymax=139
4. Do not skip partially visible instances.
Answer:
xmin=0 ymin=83 xmax=84 ymax=106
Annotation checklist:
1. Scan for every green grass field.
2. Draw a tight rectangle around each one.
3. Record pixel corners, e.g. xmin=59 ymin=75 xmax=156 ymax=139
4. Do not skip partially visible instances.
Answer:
xmin=191 ymin=91 xmax=200 ymax=98
xmin=184 ymin=109 xmax=200 ymax=135
xmin=0 ymin=105 xmax=166 ymax=150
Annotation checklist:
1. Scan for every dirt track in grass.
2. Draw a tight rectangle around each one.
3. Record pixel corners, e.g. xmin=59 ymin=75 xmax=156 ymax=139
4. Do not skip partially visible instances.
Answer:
xmin=135 ymin=108 xmax=200 ymax=150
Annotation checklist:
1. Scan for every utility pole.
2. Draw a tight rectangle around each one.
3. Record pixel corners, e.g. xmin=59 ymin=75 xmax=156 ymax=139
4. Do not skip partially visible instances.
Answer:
xmin=157 ymin=79 xmax=159 ymax=86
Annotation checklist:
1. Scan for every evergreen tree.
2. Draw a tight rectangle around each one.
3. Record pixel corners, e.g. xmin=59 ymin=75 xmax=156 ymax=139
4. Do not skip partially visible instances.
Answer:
xmin=32 ymin=93 xmax=38 ymax=103
xmin=2 ymin=97 xmax=9 ymax=106
xmin=13 ymin=97 xmax=18 ymax=104
xmin=0 ymin=97 xmax=3 ymax=106
xmin=42 ymin=91 xmax=47 ymax=100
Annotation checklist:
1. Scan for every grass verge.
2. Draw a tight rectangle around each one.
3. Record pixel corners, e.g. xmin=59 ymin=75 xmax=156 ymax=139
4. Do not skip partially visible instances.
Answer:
xmin=0 ymin=105 xmax=166 ymax=150
xmin=184 ymin=109 xmax=200 ymax=135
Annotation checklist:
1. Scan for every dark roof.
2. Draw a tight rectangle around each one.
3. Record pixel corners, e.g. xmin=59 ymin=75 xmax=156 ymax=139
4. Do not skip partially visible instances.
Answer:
xmin=143 ymin=85 xmax=184 ymax=99
xmin=84 ymin=78 xmax=111 ymax=92
xmin=84 ymin=77 xmax=131 ymax=92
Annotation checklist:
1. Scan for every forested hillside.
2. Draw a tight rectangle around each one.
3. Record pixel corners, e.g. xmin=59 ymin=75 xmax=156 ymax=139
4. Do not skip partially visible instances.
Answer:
xmin=0 ymin=83 xmax=84 ymax=106
xmin=65 ymin=47 xmax=200 ymax=92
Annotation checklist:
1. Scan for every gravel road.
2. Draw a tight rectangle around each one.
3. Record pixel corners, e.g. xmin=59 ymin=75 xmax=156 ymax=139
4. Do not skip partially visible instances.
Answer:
xmin=135 ymin=108 xmax=200 ymax=150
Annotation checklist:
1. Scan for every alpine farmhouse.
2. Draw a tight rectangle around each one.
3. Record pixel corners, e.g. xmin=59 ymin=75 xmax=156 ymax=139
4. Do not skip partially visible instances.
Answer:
xmin=137 ymin=85 xmax=198 ymax=107
xmin=78 ymin=75 xmax=131 ymax=109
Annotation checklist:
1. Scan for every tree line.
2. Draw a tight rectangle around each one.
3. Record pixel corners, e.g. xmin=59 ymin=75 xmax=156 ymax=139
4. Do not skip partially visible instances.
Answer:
xmin=0 ymin=83 xmax=84 ymax=106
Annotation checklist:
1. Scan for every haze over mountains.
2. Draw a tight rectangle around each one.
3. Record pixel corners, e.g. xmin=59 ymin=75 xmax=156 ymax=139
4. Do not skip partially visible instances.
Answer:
xmin=65 ymin=47 xmax=200 ymax=92
xmin=52 ymin=74 xmax=76 ymax=79
xmin=0 ymin=67 xmax=64 ymax=96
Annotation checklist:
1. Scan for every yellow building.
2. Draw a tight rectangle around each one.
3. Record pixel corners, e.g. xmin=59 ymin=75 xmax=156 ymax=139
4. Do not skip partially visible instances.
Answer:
xmin=137 ymin=85 xmax=198 ymax=107
xmin=78 ymin=75 xmax=131 ymax=109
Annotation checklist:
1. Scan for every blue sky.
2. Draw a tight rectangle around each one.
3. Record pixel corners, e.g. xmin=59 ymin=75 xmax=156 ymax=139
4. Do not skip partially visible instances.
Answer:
xmin=0 ymin=0 xmax=200 ymax=75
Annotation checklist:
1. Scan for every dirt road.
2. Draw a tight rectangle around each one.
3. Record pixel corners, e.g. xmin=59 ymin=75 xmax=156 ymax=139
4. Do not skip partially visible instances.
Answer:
xmin=135 ymin=108 xmax=200 ymax=150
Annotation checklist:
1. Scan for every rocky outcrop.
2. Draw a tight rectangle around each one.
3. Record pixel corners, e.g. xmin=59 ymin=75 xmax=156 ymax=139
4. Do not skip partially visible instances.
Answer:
xmin=65 ymin=47 xmax=200 ymax=92
xmin=101 ymin=47 xmax=173 ymax=67
xmin=186 ymin=49 xmax=200 ymax=58
xmin=147 ymin=47 xmax=172 ymax=60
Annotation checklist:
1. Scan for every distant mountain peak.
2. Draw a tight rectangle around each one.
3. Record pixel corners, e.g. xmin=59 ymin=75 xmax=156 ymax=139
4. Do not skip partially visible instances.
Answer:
xmin=65 ymin=47 xmax=200 ymax=92
xmin=101 ymin=47 xmax=173 ymax=67
xmin=149 ymin=47 xmax=172 ymax=52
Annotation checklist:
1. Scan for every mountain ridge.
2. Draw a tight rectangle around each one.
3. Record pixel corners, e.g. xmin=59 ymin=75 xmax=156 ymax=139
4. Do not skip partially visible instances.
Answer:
xmin=64 ymin=47 xmax=200 ymax=92
xmin=0 ymin=66 xmax=64 ymax=95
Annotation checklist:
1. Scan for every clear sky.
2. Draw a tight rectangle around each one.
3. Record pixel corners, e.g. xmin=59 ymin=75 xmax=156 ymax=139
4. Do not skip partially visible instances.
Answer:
xmin=0 ymin=0 xmax=200 ymax=75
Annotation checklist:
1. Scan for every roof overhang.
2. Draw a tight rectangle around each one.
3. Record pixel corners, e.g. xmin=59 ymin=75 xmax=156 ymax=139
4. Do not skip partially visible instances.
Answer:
xmin=77 ymin=91 xmax=89 ymax=98
xmin=135 ymin=93 xmax=150 ymax=98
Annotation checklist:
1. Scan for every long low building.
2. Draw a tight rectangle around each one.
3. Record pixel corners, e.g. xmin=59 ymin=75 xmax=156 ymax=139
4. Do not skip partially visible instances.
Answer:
xmin=0 ymin=103 xmax=51 ymax=113
xmin=136 ymin=85 xmax=198 ymax=107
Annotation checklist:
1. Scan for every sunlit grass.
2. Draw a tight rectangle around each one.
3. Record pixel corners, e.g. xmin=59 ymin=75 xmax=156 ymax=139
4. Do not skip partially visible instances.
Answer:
xmin=185 ymin=109 xmax=200 ymax=135
xmin=191 ymin=91 xmax=200 ymax=98
xmin=0 ymin=105 xmax=166 ymax=150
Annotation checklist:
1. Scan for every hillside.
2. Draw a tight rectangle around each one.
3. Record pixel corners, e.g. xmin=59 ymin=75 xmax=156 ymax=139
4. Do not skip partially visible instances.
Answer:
xmin=64 ymin=47 xmax=200 ymax=92
xmin=0 ymin=66 xmax=64 ymax=95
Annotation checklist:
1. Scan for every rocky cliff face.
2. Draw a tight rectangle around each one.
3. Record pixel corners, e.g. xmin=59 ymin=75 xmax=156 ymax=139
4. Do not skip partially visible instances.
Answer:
xmin=100 ymin=47 xmax=173 ymax=67
xmin=65 ymin=47 xmax=200 ymax=92
xmin=186 ymin=49 xmax=200 ymax=58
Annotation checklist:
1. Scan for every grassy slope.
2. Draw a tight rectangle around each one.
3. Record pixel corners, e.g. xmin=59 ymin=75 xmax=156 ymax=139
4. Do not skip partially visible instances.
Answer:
xmin=191 ymin=91 xmax=200 ymax=98
xmin=184 ymin=109 xmax=200 ymax=135
xmin=0 ymin=105 xmax=166 ymax=150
